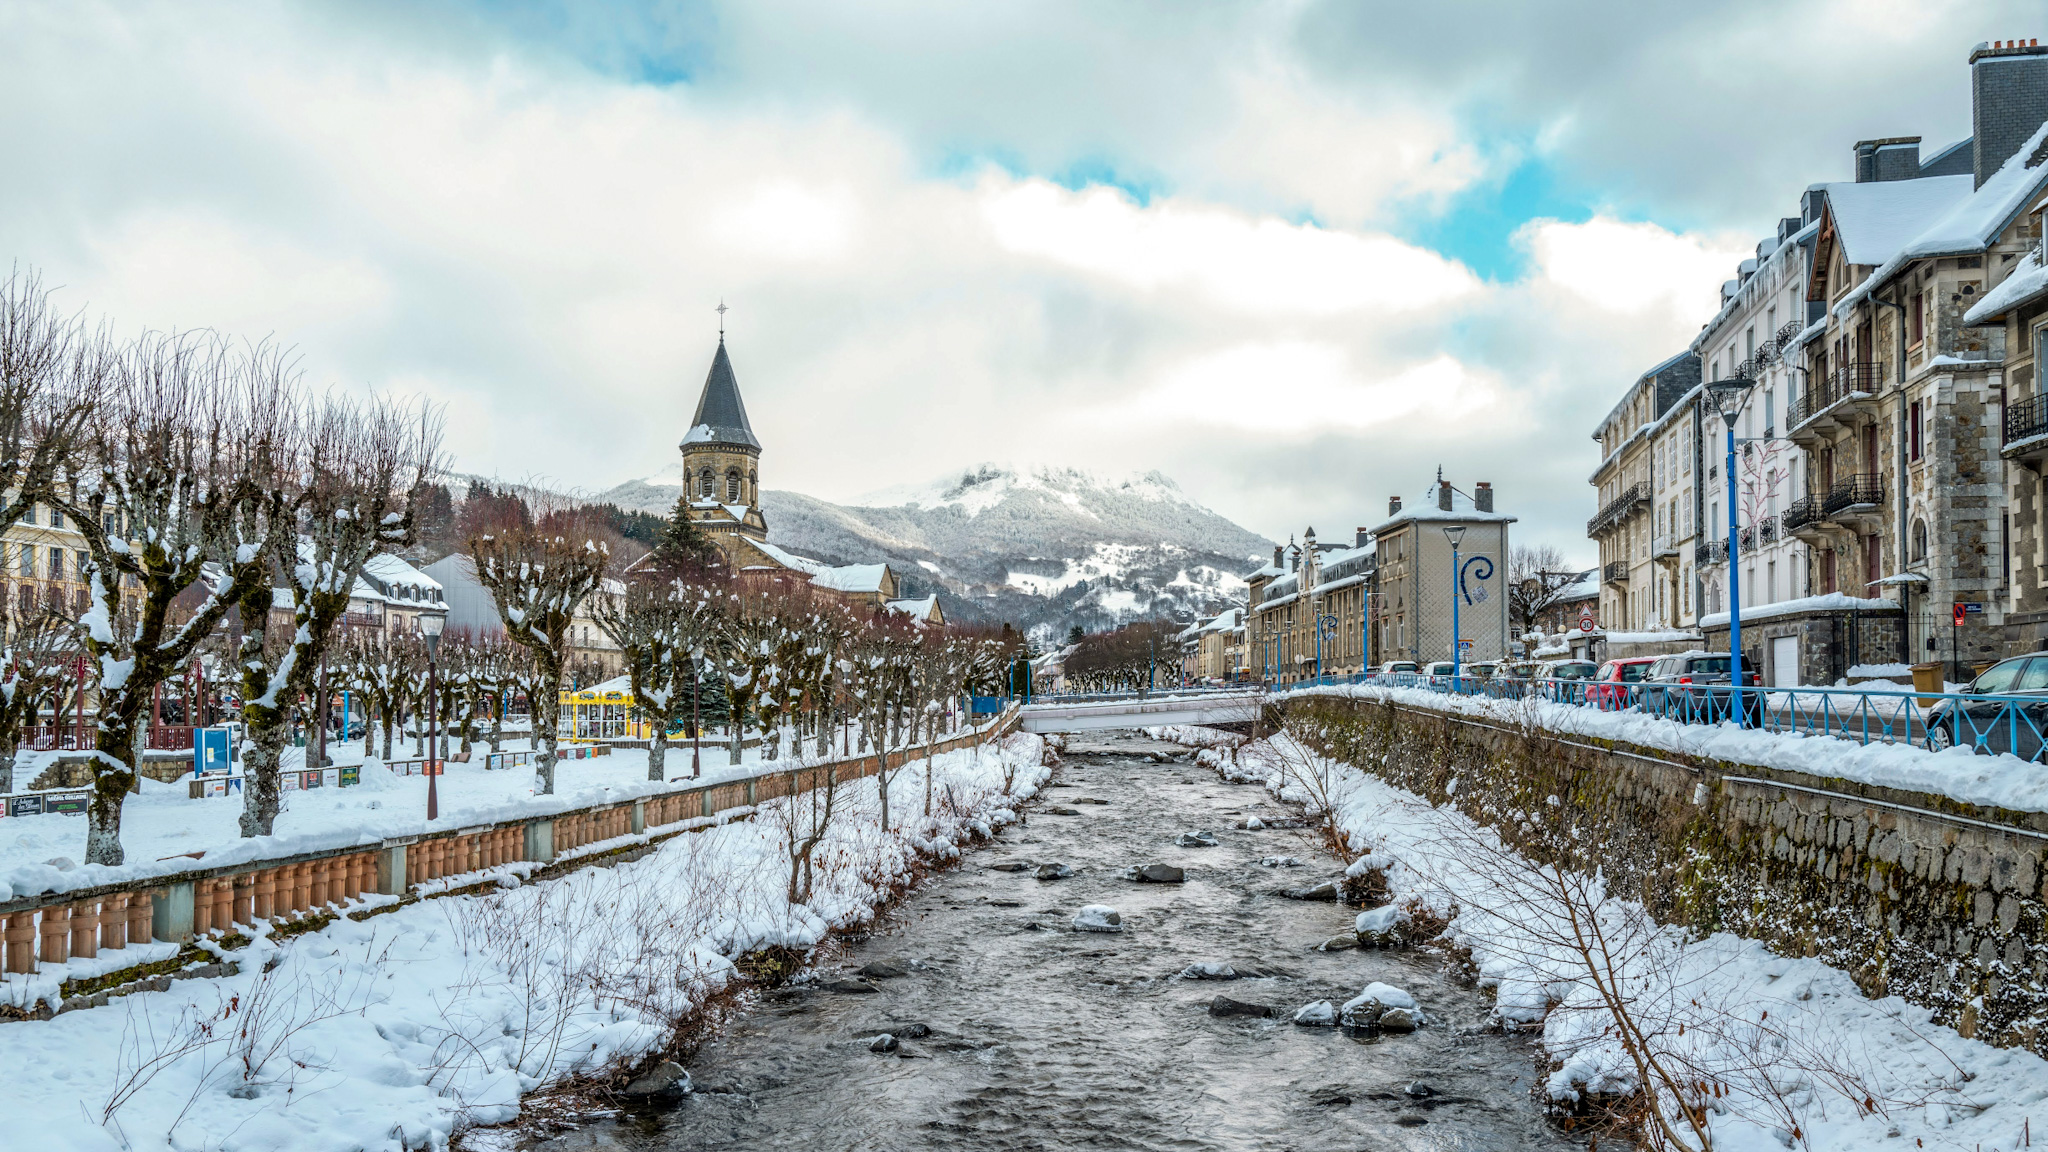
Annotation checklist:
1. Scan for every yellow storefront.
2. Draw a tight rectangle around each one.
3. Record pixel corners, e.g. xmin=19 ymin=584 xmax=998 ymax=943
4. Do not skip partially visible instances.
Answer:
xmin=557 ymin=675 xmax=654 ymax=743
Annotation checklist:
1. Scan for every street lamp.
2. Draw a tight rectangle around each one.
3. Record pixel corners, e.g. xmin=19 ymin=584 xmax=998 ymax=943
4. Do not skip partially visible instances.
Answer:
xmin=419 ymin=613 xmax=445 ymax=819
xmin=1314 ymin=613 xmax=1338 ymax=681
xmin=1442 ymin=524 xmax=1467 ymax=681
xmin=1705 ymin=377 xmax=1756 ymax=728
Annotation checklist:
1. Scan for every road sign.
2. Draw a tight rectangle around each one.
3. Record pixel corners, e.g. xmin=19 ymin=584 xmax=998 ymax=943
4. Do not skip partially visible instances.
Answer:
xmin=1953 ymin=602 xmax=1983 ymax=627
xmin=1578 ymin=611 xmax=1595 ymax=632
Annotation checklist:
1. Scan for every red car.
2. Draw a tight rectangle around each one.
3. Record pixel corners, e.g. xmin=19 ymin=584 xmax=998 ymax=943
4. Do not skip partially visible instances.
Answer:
xmin=1587 ymin=657 xmax=1660 ymax=709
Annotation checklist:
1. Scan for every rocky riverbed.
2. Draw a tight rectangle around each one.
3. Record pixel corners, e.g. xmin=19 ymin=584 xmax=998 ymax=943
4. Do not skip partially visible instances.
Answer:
xmin=529 ymin=731 xmax=1588 ymax=1151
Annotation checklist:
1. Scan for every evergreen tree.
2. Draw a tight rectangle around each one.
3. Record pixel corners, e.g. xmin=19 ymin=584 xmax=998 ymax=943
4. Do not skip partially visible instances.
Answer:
xmin=649 ymin=495 xmax=724 ymax=574
xmin=1067 ymin=624 xmax=1085 ymax=646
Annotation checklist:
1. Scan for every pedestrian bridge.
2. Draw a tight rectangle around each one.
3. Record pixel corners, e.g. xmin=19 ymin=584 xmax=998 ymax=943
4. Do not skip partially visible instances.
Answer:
xmin=1018 ymin=690 xmax=1267 ymax=733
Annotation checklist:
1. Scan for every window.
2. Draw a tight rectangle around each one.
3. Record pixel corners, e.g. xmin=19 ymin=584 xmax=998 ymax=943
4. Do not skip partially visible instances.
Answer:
xmin=1763 ymin=388 xmax=1774 ymax=433
xmin=1911 ymin=519 xmax=1928 ymax=563
xmin=1909 ymin=399 xmax=1924 ymax=461
xmin=1910 ymin=291 xmax=1924 ymax=344
xmin=48 ymin=550 xmax=61 ymax=581
xmin=1975 ymin=658 xmax=2025 ymax=693
xmin=49 ymin=509 xmax=62 ymax=530
xmin=1745 ymin=326 xmax=1755 ymax=363
xmin=16 ymin=544 xmax=29 ymax=576
xmin=75 ymin=550 xmax=87 ymax=579
xmin=726 ymin=469 xmax=741 ymax=503
xmin=699 ymin=468 xmax=714 ymax=498
xmin=14 ymin=585 xmax=27 ymax=617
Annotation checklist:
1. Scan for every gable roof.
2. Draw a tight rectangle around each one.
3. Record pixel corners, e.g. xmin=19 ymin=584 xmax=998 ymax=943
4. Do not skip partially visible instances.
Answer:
xmin=680 ymin=338 xmax=760 ymax=451
xmin=1820 ymin=175 xmax=1973 ymax=267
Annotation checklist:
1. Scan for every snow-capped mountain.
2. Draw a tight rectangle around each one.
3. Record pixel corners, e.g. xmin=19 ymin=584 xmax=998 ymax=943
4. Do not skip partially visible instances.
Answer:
xmin=598 ymin=463 xmax=1273 ymax=643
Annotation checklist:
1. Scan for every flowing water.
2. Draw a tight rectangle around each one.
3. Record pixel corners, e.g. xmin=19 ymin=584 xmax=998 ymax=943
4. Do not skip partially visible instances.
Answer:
xmin=536 ymin=732 xmax=1588 ymax=1151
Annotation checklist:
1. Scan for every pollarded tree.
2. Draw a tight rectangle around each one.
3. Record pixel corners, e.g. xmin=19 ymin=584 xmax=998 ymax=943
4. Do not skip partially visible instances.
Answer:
xmin=469 ymin=517 xmax=610 ymax=794
xmin=593 ymin=576 xmax=728 ymax=781
xmin=337 ymin=628 xmax=425 ymax=763
xmin=61 ymin=334 xmax=284 ymax=865
xmin=0 ymin=609 xmax=81 ymax=794
xmin=229 ymin=389 xmax=441 ymax=837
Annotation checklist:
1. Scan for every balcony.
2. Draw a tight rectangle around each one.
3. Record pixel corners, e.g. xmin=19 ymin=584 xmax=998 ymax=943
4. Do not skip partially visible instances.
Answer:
xmin=1586 ymin=481 xmax=1651 ymax=538
xmin=1758 ymin=516 xmax=1779 ymax=546
xmin=1694 ymin=538 xmax=1727 ymax=566
xmin=2006 ymin=393 xmax=2048 ymax=468
xmin=1822 ymin=473 xmax=1885 ymax=522
xmin=1788 ymin=362 xmax=1883 ymax=440
xmin=1603 ymin=560 xmax=1631 ymax=585
xmin=1782 ymin=496 xmax=1826 ymax=537
xmin=1737 ymin=524 xmax=1756 ymax=553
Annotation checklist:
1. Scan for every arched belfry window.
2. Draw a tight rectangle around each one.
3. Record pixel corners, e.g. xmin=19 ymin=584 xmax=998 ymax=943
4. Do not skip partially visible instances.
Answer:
xmin=699 ymin=468 xmax=713 ymax=498
xmin=727 ymin=469 xmax=741 ymax=503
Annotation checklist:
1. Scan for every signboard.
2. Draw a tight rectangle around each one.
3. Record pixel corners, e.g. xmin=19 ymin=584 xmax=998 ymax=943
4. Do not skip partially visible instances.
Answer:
xmin=194 ymin=726 xmax=235 ymax=777
xmin=339 ymin=765 xmax=360 ymax=787
xmin=1578 ymin=611 xmax=1596 ymax=632
xmin=1953 ymin=602 xmax=1984 ymax=627
xmin=46 ymin=791 xmax=89 ymax=814
xmin=8 ymin=794 xmax=43 ymax=817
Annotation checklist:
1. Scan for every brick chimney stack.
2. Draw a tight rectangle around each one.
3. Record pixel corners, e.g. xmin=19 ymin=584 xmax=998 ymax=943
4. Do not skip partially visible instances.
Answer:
xmin=1437 ymin=480 xmax=1453 ymax=512
xmin=1355 ymin=527 xmax=1370 ymax=549
xmin=1272 ymin=545 xmax=1283 ymax=569
xmin=1971 ymin=39 xmax=2048 ymax=188
xmin=1475 ymin=482 xmax=1494 ymax=513
xmin=1388 ymin=495 xmax=1402 ymax=516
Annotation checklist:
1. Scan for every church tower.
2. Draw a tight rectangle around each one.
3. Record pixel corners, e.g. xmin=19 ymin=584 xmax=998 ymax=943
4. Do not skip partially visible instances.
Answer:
xmin=680 ymin=331 xmax=770 ymax=557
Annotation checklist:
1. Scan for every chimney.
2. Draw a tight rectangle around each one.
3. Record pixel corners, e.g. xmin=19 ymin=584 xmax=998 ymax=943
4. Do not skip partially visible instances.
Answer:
xmin=1437 ymin=480 xmax=1453 ymax=512
xmin=1853 ymin=136 xmax=1921 ymax=182
xmin=1388 ymin=495 xmax=1402 ymax=516
xmin=1355 ymin=526 xmax=1370 ymax=549
xmin=1272 ymin=546 xmax=1283 ymax=570
xmin=1475 ymin=482 xmax=1494 ymax=513
xmin=1971 ymin=39 xmax=2048 ymax=188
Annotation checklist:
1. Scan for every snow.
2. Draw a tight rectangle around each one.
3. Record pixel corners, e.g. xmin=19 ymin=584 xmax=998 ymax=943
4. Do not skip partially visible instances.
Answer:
xmin=0 ymin=732 xmax=1049 ymax=1151
xmin=1599 ymin=629 xmax=1700 ymax=645
xmin=746 ymin=541 xmax=890 ymax=594
xmin=1820 ymin=175 xmax=1973 ymax=267
xmin=1072 ymin=904 xmax=1123 ymax=932
xmin=1371 ymin=479 xmax=1516 ymax=534
xmin=857 ymin=463 xmax=1197 ymax=519
xmin=1187 ymin=728 xmax=2048 ymax=1151
xmin=1697 ymin=591 xmax=1896 ymax=628
xmin=1847 ymin=662 xmax=1912 ymax=678
xmin=1282 ymin=681 xmax=2048 ymax=815
xmin=361 ymin=553 xmax=443 ymax=596
xmin=1966 ymin=241 xmax=2048 ymax=324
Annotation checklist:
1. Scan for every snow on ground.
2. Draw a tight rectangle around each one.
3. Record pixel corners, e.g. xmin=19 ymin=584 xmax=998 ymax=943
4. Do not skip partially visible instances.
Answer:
xmin=1284 ymin=682 xmax=2048 ymax=814
xmin=1178 ymin=728 xmax=2048 ymax=1152
xmin=0 ymin=732 xmax=1048 ymax=1152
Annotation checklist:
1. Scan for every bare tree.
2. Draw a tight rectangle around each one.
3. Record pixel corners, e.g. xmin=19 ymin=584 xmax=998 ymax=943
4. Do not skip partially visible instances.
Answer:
xmin=0 ymin=608 xmax=80 ymax=793
xmin=1508 ymin=543 xmax=1584 ymax=640
xmin=0 ymin=268 xmax=104 ymax=532
xmin=593 ymin=577 xmax=727 ymax=782
xmin=470 ymin=516 xmax=610 ymax=794
xmin=60 ymin=334 xmax=281 ymax=865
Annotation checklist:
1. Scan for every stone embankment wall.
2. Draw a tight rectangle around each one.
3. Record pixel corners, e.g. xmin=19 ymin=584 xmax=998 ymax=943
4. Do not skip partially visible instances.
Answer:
xmin=1281 ymin=694 xmax=2048 ymax=1054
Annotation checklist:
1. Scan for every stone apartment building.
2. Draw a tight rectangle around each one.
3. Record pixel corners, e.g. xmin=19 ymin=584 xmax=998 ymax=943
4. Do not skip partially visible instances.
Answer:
xmin=1365 ymin=477 xmax=1512 ymax=667
xmin=1245 ymin=528 xmax=1373 ymax=684
xmin=1176 ymin=607 xmax=1246 ymax=682
xmin=1588 ymin=352 xmax=1701 ymax=632
xmin=1 ymin=495 xmax=92 ymax=624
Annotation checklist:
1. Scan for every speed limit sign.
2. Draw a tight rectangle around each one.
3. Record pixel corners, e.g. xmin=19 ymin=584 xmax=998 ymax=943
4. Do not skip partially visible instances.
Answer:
xmin=1578 ymin=611 xmax=1595 ymax=631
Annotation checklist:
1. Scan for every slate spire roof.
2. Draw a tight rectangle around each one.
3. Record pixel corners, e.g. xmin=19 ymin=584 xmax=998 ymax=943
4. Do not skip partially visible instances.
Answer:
xmin=681 ymin=336 xmax=761 ymax=451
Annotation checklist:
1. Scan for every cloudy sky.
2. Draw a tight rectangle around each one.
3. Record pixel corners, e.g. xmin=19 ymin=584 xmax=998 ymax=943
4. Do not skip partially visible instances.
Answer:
xmin=0 ymin=0 xmax=2033 ymax=563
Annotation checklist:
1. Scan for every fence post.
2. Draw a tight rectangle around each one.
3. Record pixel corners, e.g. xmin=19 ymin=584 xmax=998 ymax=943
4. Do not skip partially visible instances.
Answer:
xmin=745 ymin=778 xmax=756 ymax=805
xmin=153 ymin=881 xmax=196 ymax=943
xmin=631 ymin=798 xmax=646 ymax=835
xmin=525 ymin=819 xmax=556 ymax=864
xmin=376 ymin=842 xmax=410 ymax=896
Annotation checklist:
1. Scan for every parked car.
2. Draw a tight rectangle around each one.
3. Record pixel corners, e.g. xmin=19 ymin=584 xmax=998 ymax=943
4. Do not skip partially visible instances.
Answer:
xmin=1587 ymin=656 xmax=1660 ymax=709
xmin=1537 ymin=660 xmax=1599 ymax=681
xmin=1925 ymin=653 xmax=2048 ymax=759
xmin=1463 ymin=661 xmax=1503 ymax=680
xmin=1639 ymin=651 xmax=1763 ymax=725
xmin=1421 ymin=661 xmax=1458 ymax=677
xmin=1377 ymin=660 xmax=1421 ymax=676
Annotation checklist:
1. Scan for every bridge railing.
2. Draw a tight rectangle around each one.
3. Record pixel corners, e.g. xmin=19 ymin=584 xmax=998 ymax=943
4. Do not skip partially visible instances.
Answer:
xmin=1282 ymin=671 xmax=2048 ymax=762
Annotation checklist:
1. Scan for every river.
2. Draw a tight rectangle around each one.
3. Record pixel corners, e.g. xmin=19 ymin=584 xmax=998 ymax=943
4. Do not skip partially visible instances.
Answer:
xmin=533 ymin=731 xmax=1588 ymax=1151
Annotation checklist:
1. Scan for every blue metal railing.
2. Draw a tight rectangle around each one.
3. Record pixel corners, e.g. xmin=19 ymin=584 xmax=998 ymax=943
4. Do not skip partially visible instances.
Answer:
xmin=1274 ymin=672 xmax=2048 ymax=762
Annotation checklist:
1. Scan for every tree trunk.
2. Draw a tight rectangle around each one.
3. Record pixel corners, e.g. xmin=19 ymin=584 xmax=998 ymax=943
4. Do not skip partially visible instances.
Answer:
xmin=488 ymin=701 xmax=503 ymax=753
xmin=412 ymin=708 xmax=424 ymax=756
xmin=535 ymin=666 xmax=562 ymax=794
xmin=237 ymin=713 xmax=293 ymax=838
xmin=84 ymin=716 xmax=140 ymax=866
xmin=647 ymin=726 xmax=666 ymax=781
xmin=0 ymin=737 xmax=16 ymax=794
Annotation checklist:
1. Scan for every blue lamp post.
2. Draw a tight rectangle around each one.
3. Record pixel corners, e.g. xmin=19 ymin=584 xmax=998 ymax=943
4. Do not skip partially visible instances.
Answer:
xmin=1443 ymin=524 xmax=1467 ymax=681
xmin=1706 ymin=378 xmax=1756 ymax=727
xmin=1314 ymin=613 xmax=1338 ymax=681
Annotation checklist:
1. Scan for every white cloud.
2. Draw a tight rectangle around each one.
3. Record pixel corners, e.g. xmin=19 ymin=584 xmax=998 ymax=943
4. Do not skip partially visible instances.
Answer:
xmin=1521 ymin=215 xmax=1755 ymax=322
xmin=1104 ymin=343 xmax=1501 ymax=435
xmin=982 ymin=179 xmax=1480 ymax=317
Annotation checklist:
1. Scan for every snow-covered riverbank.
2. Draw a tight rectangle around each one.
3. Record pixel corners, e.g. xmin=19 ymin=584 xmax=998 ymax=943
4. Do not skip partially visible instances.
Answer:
xmin=0 ymin=733 xmax=1047 ymax=1152
xmin=1161 ymin=726 xmax=2048 ymax=1152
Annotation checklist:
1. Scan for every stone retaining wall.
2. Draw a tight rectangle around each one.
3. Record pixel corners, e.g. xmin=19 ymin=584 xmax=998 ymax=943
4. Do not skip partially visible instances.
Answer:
xmin=1280 ymin=693 xmax=2048 ymax=1053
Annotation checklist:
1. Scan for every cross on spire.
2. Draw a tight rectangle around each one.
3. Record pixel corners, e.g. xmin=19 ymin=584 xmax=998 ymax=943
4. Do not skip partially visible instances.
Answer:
xmin=716 ymin=299 xmax=728 ymax=338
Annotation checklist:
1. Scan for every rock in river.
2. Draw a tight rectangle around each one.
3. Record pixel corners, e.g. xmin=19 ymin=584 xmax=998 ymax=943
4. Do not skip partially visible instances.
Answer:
xmin=1125 ymin=863 xmax=1186 ymax=883
xmin=1044 ymin=806 xmax=1081 ymax=816
xmin=1175 ymin=830 xmax=1220 ymax=847
xmin=1280 ymin=880 xmax=1339 ymax=901
xmin=1339 ymin=981 xmax=1419 ymax=1027
xmin=1035 ymin=863 xmax=1074 ymax=880
xmin=1377 ymin=1006 xmax=1420 ymax=1032
xmin=988 ymin=861 xmax=1034 ymax=873
xmin=622 ymin=1061 xmax=692 ymax=1097
xmin=1258 ymin=855 xmax=1303 ymax=868
xmin=1178 ymin=961 xmax=1238 ymax=980
xmin=822 ymin=978 xmax=881 ymax=994
xmin=868 ymin=1034 xmax=899 ymax=1053
xmin=1292 ymin=1000 xmax=1338 ymax=1026
xmin=1207 ymin=996 xmax=1273 ymax=1018
xmin=857 ymin=960 xmax=911 ymax=979
xmin=1073 ymin=905 xmax=1124 ymax=932
xmin=1354 ymin=904 xmax=1411 ymax=946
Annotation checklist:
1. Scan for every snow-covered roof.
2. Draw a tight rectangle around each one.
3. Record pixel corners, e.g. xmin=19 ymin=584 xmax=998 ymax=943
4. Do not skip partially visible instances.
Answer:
xmin=750 ymin=540 xmax=891 ymax=594
xmin=1554 ymin=578 xmax=1599 ymax=604
xmin=566 ymin=674 xmax=634 ymax=699
xmin=1965 ymin=242 xmax=2048 ymax=324
xmin=1838 ymin=121 xmax=2048 ymax=319
xmin=363 ymin=553 xmax=444 ymax=596
xmin=884 ymin=595 xmax=939 ymax=622
xmin=1822 ymin=175 xmax=1973 ymax=267
xmin=1370 ymin=481 xmax=1515 ymax=535
xmin=1698 ymin=592 xmax=1898 ymax=629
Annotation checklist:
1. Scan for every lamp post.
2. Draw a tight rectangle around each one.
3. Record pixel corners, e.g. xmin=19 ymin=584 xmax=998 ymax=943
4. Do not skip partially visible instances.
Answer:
xmin=1706 ymin=378 xmax=1756 ymax=727
xmin=420 ymin=614 xmax=445 ymax=819
xmin=1314 ymin=613 xmax=1338 ymax=681
xmin=1443 ymin=525 xmax=1467 ymax=681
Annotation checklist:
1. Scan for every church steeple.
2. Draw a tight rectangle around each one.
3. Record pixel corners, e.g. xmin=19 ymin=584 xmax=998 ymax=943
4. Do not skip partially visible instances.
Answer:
xmin=681 ymin=336 xmax=760 ymax=452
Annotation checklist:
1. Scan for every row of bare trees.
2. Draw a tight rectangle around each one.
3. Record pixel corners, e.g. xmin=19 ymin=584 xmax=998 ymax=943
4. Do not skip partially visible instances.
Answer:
xmin=1062 ymin=618 xmax=1183 ymax=693
xmin=1 ymin=270 xmax=443 ymax=864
